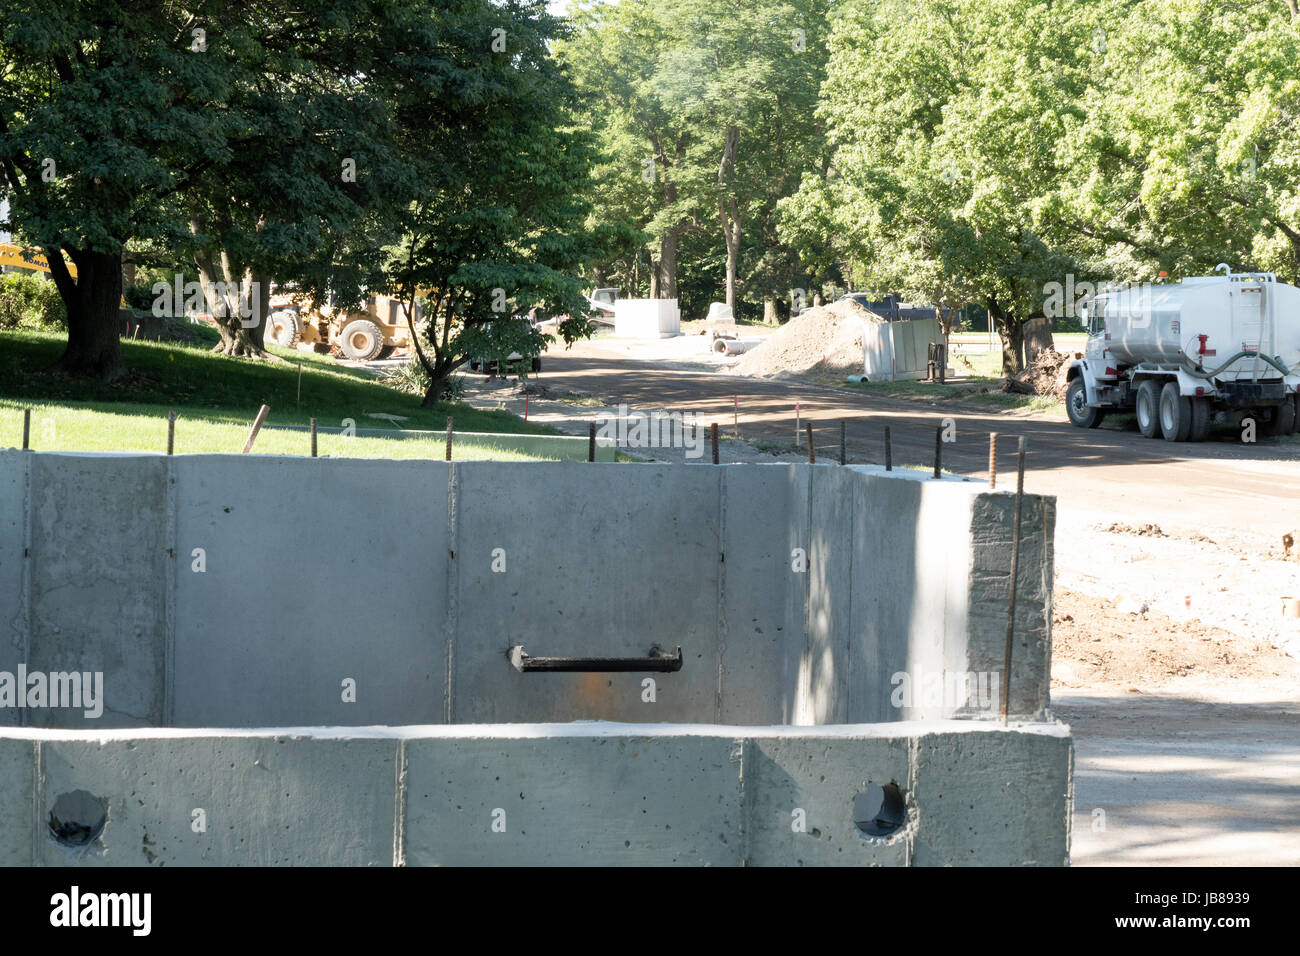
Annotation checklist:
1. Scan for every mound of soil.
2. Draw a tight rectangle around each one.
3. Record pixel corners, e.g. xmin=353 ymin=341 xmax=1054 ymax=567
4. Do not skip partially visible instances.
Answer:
xmin=730 ymin=300 xmax=871 ymax=379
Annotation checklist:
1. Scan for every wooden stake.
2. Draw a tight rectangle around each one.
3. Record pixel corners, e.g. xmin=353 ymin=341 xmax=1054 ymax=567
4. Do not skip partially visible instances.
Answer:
xmin=241 ymin=405 xmax=270 ymax=453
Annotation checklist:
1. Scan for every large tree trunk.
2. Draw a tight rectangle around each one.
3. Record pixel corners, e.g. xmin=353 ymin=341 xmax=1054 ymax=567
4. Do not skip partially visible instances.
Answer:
xmin=763 ymin=295 xmax=777 ymax=324
xmin=191 ymin=219 xmax=270 ymax=358
xmin=655 ymin=227 xmax=680 ymax=299
xmin=49 ymin=248 xmax=127 ymax=381
xmin=987 ymin=297 xmax=1024 ymax=377
xmin=717 ymin=125 xmax=741 ymax=309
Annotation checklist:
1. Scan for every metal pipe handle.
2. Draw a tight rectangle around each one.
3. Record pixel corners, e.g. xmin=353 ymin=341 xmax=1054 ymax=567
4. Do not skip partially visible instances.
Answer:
xmin=508 ymin=644 xmax=683 ymax=673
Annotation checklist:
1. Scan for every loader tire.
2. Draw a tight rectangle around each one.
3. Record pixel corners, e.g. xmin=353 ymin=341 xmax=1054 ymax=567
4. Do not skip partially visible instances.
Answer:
xmin=1136 ymin=380 xmax=1162 ymax=438
xmin=339 ymin=319 xmax=384 ymax=361
xmin=1159 ymin=382 xmax=1191 ymax=442
xmin=1066 ymin=377 xmax=1105 ymax=429
xmin=267 ymin=310 xmax=301 ymax=347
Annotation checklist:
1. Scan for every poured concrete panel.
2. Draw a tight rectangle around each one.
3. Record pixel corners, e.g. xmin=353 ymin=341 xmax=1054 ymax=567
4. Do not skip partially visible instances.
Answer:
xmin=0 ymin=451 xmax=26 ymax=727
xmin=26 ymin=454 xmax=167 ymax=727
xmin=451 ymin=462 xmax=722 ymax=723
xmin=718 ymin=465 xmax=806 ymax=725
xmin=743 ymin=734 xmax=911 ymax=866
xmin=911 ymin=726 xmax=1071 ymax=866
xmin=403 ymin=733 xmax=744 ymax=865
xmin=0 ymin=736 xmax=35 ymax=864
xmin=967 ymin=493 xmax=1056 ymax=720
xmin=171 ymin=456 xmax=448 ymax=727
xmin=36 ymin=733 xmax=397 ymax=866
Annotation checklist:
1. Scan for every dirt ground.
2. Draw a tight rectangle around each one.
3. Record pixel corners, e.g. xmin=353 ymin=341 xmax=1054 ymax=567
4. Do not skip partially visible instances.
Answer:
xmin=1052 ymin=588 xmax=1300 ymax=698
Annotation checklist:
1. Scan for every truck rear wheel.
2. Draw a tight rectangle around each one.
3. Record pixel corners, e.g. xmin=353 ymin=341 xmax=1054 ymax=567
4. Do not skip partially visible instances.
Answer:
xmin=1066 ymin=378 xmax=1105 ymax=429
xmin=1159 ymin=382 xmax=1191 ymax=442
xmin=1188 ymin=397 xmax=1210 ymax=442
xmin=1264 ymin=398 xmax=1297 ymax=436
xmin=339 ymin=319 xmax=384 ymax=361
xmin=1136 ymin=380 xmax=1162 ymax=438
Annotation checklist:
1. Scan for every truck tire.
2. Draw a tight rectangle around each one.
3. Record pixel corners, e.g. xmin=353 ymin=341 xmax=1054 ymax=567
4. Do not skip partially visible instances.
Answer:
xmin=1066 ymin=378 xmax=1105 ymax=429
xmin=1264 ymin=398 xmax=1296 ymax=436
xmin=1136 ymin=380 xmax=1162 ymax=438
xmin=267 ymin=310 xmax=301 ymax=347
xmin=1159 ymin=382 xmax=1191 ymax=442
xmin=1188 ymin=396 xmax=1211 ymax=442
xmin=339 ymin=319 xmax=384 ymax=361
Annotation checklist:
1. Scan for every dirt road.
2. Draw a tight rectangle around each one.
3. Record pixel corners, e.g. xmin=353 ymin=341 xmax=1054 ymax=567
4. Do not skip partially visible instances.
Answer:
xmin=534 ymin=339 xmax=1299 ymax=541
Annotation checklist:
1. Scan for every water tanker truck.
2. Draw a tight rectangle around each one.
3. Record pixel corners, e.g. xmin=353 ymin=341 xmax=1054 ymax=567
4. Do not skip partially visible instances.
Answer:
xmin=1067 ymin=268 xmax=1300 ymax=440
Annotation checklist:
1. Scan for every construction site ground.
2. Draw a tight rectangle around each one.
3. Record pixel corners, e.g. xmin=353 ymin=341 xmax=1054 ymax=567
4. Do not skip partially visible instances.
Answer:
xmin=454 ymin=335 xmax=1300 ymax=866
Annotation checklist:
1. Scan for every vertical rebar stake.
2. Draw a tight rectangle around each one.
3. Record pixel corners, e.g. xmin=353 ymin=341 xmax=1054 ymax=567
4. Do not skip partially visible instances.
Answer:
xmin=310 ymin=418 xmax=318 ymax=458
xmin=711 ymin=423 xmax=719 ymax=464
xmin=445 ymin=416 xmax=454 ymax=462
xmin=840 ymin=420 xmax=846 ymax=465
xmin=933 ymin=425 xmax=942 ymax=478
xmin=22 ymin=408 xmax=31 ymax=450
xmin=167 ymin=411 xmax=176 ymax=455
xmin=988 ymin=432 xmax=998 ymax=489
xmin=884 ymin=425 xmax=892 ymax=471
xmin=806 ymin=423 xmax=815 ymax=463
xmin=1000 ymin=436 xmax=1027 ymax=725
xmin=588 ymin=422 xmax=596 ymax=462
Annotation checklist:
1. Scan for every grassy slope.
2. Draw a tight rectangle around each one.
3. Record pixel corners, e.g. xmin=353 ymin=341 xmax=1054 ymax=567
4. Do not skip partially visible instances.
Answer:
xmin=0 ymin=328 xmax=558 ymax=456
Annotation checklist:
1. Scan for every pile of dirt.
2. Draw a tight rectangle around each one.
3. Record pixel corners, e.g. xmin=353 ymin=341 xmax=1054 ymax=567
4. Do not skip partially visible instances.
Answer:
xmin=1017 ymin=348 xmax=1071 ymax=400
xmin=730 ymin=300 xmax=870 ymax=379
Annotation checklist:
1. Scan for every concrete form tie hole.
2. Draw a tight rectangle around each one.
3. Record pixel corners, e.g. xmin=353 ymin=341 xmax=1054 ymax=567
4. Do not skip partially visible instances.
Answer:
xmin=47 ymin=790 xmax=108 ymax=847
xmin=853 ymin=782 xmax=907 ymax=838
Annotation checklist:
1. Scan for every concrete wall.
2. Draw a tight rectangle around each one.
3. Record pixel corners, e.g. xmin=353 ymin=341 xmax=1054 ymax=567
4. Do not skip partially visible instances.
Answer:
xmin=0 ymin=452 xmax=1054 ymax=728
xmin=0 ymin=721 xmax=1071 ymax=866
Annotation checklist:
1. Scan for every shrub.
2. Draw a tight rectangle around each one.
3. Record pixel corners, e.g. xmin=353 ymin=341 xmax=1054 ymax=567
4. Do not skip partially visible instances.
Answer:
xmin=0 ymin=273 xmax=66 ymax=331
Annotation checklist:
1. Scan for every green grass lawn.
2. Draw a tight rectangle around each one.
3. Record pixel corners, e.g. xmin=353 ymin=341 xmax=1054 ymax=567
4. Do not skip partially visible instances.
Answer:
xmin=0 ymin=327 xmax=561 ymax=457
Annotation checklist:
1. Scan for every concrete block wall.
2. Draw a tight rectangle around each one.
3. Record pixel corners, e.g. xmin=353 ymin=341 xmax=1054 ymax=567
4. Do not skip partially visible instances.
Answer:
xmin=0 ymin=721 xmax=1071 ymax=866
xmin=0 ymin=452 xmax=1054 ymax=728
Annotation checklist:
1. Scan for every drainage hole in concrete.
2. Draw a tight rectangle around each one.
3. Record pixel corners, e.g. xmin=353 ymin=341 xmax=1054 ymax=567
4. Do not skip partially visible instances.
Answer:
xmin=47 ymin=790 xmax=107 ymax=847
xmin=853 ymin=782 xmax=906 ymax=838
